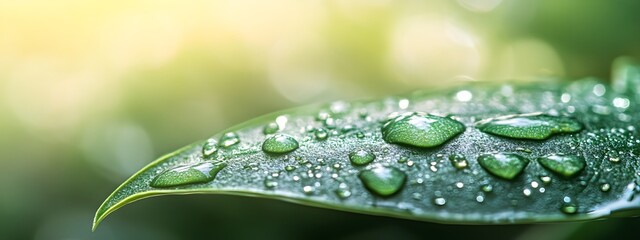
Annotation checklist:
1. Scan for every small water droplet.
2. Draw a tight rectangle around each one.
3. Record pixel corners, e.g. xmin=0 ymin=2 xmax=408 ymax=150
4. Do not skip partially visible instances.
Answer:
xmin=151 ymin=161 xmax=226 ymax=188
xmin=448 ymin=154 xmax=468 ymax=169
xmin=397 ymin=157 xmax=408 ymax=163
xmin=609 ymin=156 xmax=621 ymax=163
xmin=335 ymin=188 xmax=352 ymax=199
xmin=560 ymin=203 xmax=578 ymax=214
xmin=285 ymin=165 xmax=296 ymax=171
xmin=561 ymin=93 xmax=571 ymax=103
xmin=613 ymin=97 xmax=630 ymax=109
xmin=523 ymin=188 xmax=532 ymax=197
xmin=324 ymin=118 xmax=337 ymax=129
xmin=314 ymin=128 xmax=328 ymax=140
xmin=398 ymin=99 xmax=410 ymax=109
xmin=477 ymin=153 xmax=529 ymax=180
xmin=476 ymin=114 xmax=582 ymax=140
xmin=262 ymin=134 xmax=299 ymax=154
xmin=202 ymin=138 xmax=218 ymax=158
xmin=433 ymin=197 xmax=447 ymax=206
xmin=538 ymin=154 xmax=586 ymax=178
xmin=476 ymin=195 xmax=484 ymax=203
xmin=219 ymin=132 xmax=240 ymax=148
xmin=455 ymin=90 xmax=473 ymax=102
xmin=481 ymin=184 xmax=493 ymax=193
xmin=264 ymin=178 xmax=278 ymax=189
xmin=412 ymin=193 xmax=423 ymax=200
xmin=381 ymin=112 xmax=465 ymax=148
xmin=455 ymin=182 xmax=464 ymax=188
xmin=349 ymin=150 xmax=376 ymax=166
xmin=531 ymin=181 xmax=539 ymax=188
xmin=540 ymin=176 xmax=552 ymax=184
xmin=601 ymin=183 xmax=611 ymax=192
xmin=302 ymin=185 xmax=315 ymax=194
xmin=593 ymin=84 xmax=606 ymax=96
xmin=263 ymin=122 xmax=280 ymax=134
xmin=358 ymin=166 xmax=407 ymax=197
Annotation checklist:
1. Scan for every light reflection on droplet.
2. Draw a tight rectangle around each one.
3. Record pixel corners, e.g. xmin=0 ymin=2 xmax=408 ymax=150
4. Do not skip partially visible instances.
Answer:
xmin=561 ymin=93 xmax=571 ymax=103
xmin=398 ymin=99 xmax=410 ymax=109
xmin=455 ymin=90 xmax=473 ymax=102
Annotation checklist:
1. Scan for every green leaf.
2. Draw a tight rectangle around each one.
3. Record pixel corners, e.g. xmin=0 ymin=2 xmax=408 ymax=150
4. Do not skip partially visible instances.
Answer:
xmin=94 ymin=59 xmax=640 ymax=230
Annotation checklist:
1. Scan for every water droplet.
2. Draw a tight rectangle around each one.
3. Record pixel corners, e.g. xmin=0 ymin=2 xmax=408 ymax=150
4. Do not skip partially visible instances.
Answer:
xmin=334 ymin=188 xmax=352 ymax=199
xmin=349 ymin=150 xmax=376 ymax=166
xmin=540 ymin=176 xmax=552 ymax=184
xmin=302 ymin=185 xmax=315 ymax=194
xmin=613 ymin=97 xmax=630 ymax=109
xmin=531 ymin=181 xmax=539 ymax=188
xmin=538 ymin=154 xmax=585 ymax=178
xmin=219 ymin=132 xmax=240 ymax=148
xmin=455 ymin=182 xmax=464 ymax=188
xmin=476 ymin=114 xmax=582 ymax=140
xmin=398 ymin=99 xmax=410 ymax=109
xmin=202 ymin=138 xmax=218 ymax=158
xmin=523 ymin=188 xmax=532 ymax=197
xmin=412 ymin=193 xmax=423 ymax=200
xmin=561 ymin=93 xmax=571 ymax=103
xmin=476 ymin=195 xmax=484 ymax=203
xmin=358 ymin=166 xmax=407 ymax=197
xmin=324 ymin=118 xmax=337 ymax=129
xmin=609 ymin=156 xmax=621 ymax=163
xmin=285 ymin=165 xmax=296 ymax=171
xmin=263 ymin=122 xmax=280 ymax=134
xmin=455 ymin=90 xmax=473 ymax=102
xmin=560 ymin=203 xmax=578 ymax=214
xmin=264 ymin=178 xmax=278 ymax=189
xmin=448 ymin=154 xmax=468 ymax=169
xmin=433 ymin=197 xmax=447 ymax=206
xmin=330 ymin=101 xmax=350 ymax=115
xmin=601 ymin=183 xmax=611 ymax=192
xmin=151 ymin=161 xmax=226 ymax=188
xmin=262 ymin=134 xmax=299 ymax=154
xmin=314 ymin=128 xmax=328 ymax=140
xmin=481 ymin=184 xmax=493 ymax=193
xmin=381 ymin=112 xmax=465 ymax=148
xmin=477 ymin=153 xmax=529 ymax=180
xmin=593 ymin=84 xmax=606 ymax=96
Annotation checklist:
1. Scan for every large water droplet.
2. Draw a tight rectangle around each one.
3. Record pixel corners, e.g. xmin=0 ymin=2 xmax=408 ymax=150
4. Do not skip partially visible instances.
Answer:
xmin=151 ymin=161 xmax=226 ymax=188
xmin=358 ymin=166 xmax=407 ymax=197
xmin=349 ymin=150 xmax=376 ymax=166
xmin=537 ymin=154 xmax=585 ymax=178
xmin=219 ymin=132 xmax=240 ymax=148
xmin=381 ymin=112 xmax=465 ymax=148
xmin=476 ymin=114 xmax=582 ymax=140
xmin=262 ymin=134 xmax=299 ymax=154
xmin=477 ymin=153 xmax=529 ymax=180
xmin=202 ymin=138 xmax=218 ymax=158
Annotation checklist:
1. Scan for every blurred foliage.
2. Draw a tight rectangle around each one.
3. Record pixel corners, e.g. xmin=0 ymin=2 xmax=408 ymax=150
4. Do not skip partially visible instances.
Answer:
xmin=0 ymin=0 xmax=639 ymax=239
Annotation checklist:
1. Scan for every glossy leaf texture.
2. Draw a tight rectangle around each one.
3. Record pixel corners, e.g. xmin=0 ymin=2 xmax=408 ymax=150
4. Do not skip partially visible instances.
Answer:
xmin=94 ymin=60 xmax=640 ymax=230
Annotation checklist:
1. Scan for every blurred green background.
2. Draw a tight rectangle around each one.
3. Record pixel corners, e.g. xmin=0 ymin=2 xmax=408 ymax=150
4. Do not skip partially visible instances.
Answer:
xmin=1 ymin=0 xmax=640 ymax=239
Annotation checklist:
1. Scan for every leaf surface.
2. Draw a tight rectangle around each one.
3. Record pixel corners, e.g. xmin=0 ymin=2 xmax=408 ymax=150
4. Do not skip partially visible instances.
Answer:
xmin=94 ymin=61 xmax=640 ymax=230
